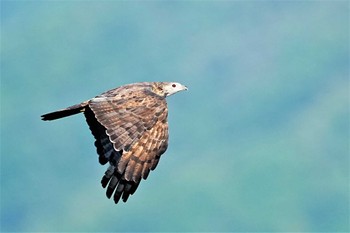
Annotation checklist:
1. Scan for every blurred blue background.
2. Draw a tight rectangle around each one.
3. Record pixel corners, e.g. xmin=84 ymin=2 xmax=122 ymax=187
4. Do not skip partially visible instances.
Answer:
xmin=1 ymin=1 xmax=349 ymax=232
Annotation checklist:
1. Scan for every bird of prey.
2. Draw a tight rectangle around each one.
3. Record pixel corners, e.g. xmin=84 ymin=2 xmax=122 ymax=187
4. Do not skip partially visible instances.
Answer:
xmin=41 ymin=82 xmax=187 ymax=204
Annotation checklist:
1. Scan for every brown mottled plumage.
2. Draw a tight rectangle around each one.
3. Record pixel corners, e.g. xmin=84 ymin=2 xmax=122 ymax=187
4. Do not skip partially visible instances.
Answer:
xmin=41 ymin=82 xmax=187 ymax=204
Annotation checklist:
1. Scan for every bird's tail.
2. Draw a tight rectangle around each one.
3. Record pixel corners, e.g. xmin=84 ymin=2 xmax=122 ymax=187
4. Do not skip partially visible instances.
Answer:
xmin=41 ymin=101 xmax=88 ymax=121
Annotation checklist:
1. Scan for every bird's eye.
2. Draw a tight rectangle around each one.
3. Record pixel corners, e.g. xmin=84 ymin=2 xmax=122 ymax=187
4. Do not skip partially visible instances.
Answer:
xmin=172 ymin=84 xmax=176 ymax=88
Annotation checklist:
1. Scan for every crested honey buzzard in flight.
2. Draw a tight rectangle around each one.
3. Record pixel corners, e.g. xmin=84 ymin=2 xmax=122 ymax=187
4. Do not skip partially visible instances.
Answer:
xmin=41 ymin=82 xmax=188 ymax=204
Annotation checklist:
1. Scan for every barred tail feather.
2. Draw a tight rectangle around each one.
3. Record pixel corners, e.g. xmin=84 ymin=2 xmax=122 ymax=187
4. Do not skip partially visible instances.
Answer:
xmin=41 ymin=102 xmax=88 ymax=121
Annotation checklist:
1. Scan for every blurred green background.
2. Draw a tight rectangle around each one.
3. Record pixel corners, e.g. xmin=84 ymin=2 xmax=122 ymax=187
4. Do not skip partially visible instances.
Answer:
xmin=1 ymin=1 xmax=349 ymax=232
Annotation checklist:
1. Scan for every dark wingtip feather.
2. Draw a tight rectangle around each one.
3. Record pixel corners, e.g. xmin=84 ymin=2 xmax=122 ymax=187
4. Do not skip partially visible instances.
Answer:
xmin=106 ymin=187 xmax=114 ymax=199
xmin=101 ymin=165 xmax=115 ymax=188
xmin=130 ymin=182 xmax=140 ymax=195
xmin=101 ymin=176 xmax=110 ymax=188
xmin=113 ymin=182 xmax=125 ymax=204
xmin=106 ymin=176 xmax=119 ymax=198
xmin=122 ymin=183 xmax=133 ymax=202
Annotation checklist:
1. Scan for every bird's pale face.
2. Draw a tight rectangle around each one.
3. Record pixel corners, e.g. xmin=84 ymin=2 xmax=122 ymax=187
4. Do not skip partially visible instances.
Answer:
xmin=162 ymin=82 xmax=188 ymax=97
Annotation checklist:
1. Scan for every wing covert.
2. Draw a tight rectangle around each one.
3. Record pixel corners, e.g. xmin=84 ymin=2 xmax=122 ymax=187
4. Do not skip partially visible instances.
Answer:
xmin=88 ymin=93 xmax=166 ymax=152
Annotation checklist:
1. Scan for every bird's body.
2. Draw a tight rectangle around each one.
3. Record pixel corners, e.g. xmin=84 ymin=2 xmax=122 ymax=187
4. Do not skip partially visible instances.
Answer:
xmin=41 ymin=82 xmax=187 ymax=204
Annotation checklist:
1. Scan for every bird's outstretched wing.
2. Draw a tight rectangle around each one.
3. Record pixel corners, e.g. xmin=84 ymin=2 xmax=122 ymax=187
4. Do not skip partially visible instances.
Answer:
xmin=86 ymin=92 xmax=169 ymax=203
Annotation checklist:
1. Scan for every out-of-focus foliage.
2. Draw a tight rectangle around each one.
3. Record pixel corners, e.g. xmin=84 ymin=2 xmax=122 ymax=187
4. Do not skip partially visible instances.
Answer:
xmin=1 ymin=1 xmax=348 ymax=232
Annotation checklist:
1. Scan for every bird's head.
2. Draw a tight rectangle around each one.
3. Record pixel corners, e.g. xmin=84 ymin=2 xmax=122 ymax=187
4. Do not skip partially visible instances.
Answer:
xmin=152 ymin=82 xmax=188 ymax=97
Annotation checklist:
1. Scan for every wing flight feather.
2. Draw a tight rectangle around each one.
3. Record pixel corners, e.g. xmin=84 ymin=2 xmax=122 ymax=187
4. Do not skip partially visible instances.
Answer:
xmin=86 ymin=89 xmax=169 ymax=203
